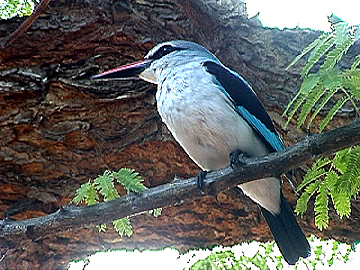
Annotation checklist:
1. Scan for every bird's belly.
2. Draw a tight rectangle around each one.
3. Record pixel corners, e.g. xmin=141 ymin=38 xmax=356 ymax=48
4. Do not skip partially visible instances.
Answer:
xmin=156 ymin=71 xmax=280 ymax=214
xmin=159 ymin=101 xmax=280 ymax=213
xmin=157 ymin=95 xmax=268 ymax=171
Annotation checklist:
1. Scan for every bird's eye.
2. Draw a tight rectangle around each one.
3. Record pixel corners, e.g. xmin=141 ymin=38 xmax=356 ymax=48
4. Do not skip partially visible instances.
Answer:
xmin=150 ymin=45 xmax=177 ymax=60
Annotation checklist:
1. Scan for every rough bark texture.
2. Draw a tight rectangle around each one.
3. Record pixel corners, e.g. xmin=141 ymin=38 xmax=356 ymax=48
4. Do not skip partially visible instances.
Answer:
xmin=0 ymin=0 xmax=359 ymax=269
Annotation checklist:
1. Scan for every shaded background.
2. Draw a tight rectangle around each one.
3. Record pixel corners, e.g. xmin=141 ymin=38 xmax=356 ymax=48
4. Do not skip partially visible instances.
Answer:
xmin=1 ymin=0 xmax=359 ymax=268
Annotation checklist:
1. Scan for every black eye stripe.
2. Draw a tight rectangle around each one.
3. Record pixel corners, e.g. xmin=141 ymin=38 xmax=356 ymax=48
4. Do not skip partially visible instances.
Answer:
xmin=149 ymin=45 xmax=185 ymax=60
xmin=151 ymin=45 xmax=176 ymax=59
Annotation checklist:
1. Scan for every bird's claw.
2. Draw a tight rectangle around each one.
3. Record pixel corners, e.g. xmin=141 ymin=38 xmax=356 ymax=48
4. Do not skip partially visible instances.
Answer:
xmin=230 ymin=149 xmax=250 ymax=169
xmin=197 ymin=170 xmax=209 ymax=191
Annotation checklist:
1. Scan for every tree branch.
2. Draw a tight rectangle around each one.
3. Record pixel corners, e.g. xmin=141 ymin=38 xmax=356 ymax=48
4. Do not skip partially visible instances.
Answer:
xmin=1 ymin=119 xmax=359 ymax=245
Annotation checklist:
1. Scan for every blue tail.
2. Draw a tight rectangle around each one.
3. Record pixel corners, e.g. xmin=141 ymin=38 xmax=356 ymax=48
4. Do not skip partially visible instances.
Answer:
xmin=260 ymin=193 xmax=311 ymax=265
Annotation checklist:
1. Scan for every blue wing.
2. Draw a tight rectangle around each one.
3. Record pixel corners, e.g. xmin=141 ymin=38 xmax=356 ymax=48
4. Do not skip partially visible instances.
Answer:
xmin=203 ymin=61 xmax=284 ymax=152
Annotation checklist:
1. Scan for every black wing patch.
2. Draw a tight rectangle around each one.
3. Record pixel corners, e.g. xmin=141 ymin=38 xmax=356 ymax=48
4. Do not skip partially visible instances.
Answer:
xmin=203 ymin=61 xmax=283 ymax=152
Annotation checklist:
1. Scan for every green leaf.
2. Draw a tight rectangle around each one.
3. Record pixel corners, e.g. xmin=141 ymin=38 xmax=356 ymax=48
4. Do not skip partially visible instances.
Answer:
xmin=329 ymin=241 xmax=339 ymax=266
xmin=297 ymin=157 xmax=331 ymax=191
xmin=314 ymin=183 xmax=329 ymax=230
xmin=343 ymin=69 xmax=360 ymax=99
xmin=351 ymin=55 xmax=360 ymax=70
xmin=112 ymin=168 xmax=146 ymax=194
xmin=321 ymin=34 xmax=354 ymax=71
xmin=319 ymin=96 xmax=350 ymax=132
xmin=296 ymin=85 xmax=326 ymax=128
xmin=72 ymin=168 xmax=150 ymax=239
xmin=264 ymin=242 xmax=275 ymax=255
xmin=284 ymin=19 xmax=360 ymax=131
xmin=295 ymin=193 xmax=310 ymax=215
xmin=325 ymin=170 xmax=339 ymax=190
xmin=296 ymin=180 xmax=321 ymax=215
xmin=307 ymin=69 xmax=343 ymax=128
xmin=94 ymin=171 xmax=120 ymax=201
xmin=332 ymin=148 xmax=351 ymax=174
xmin=190 ymin=250 xmax=239 ymax=270
xmin=331 ymin=190 xmax=351 ymax=218
xmin=286 ymin=33 xmax=331 ymax=70
xmin=73 ymin=181 xmax=98 ymax=205
xmin=301 ymin=35 xmax=335 ymax=77
xmin=338 ymin=146 xmax=360 ymax=196
xmin=0 ymin=0 xmax=35 ymax=19
xmin=325 ymin=170 xmax=351 ymax=218
xmin=334 ymin=22 xmax=350 ymax=45
xmin=113 ymin=217 xmax=133 ymax=237
xmin=328 ymin=14 xmax=344 ymax=25
xmin=283 ymin=73 xmax=320 ymax=123
xmin=320 ymin=68 xmax=343 ymax=90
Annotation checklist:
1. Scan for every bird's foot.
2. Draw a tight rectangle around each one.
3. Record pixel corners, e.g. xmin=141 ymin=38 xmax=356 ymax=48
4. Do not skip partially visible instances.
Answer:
xmin=230 ymin=149 xmax=250 ymax=169
xmin=197 ymin=170 xmax=209 ymax=191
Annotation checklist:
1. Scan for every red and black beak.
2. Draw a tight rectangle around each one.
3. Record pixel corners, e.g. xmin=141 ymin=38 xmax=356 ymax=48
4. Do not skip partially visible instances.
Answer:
xmin=91 ymin=59 xmax=152 ymax=80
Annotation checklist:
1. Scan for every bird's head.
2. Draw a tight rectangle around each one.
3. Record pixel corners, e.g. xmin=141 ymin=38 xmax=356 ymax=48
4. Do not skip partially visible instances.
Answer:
xmin=92 ymin=40 xmax=218 ymax=84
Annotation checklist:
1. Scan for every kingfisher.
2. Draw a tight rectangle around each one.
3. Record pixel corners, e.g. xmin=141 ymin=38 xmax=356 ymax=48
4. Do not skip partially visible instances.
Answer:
xmin=92 ymin=40 xmax=311 ymax=264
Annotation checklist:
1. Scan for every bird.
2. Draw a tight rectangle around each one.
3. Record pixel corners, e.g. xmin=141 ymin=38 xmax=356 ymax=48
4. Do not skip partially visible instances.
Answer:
xmin=92 ymin=40 xmax=311 ymax=264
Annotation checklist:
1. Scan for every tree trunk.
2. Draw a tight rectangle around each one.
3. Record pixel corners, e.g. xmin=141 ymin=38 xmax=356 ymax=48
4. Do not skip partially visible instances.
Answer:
xmin=0 ymin=0 xmax=359 ymax=268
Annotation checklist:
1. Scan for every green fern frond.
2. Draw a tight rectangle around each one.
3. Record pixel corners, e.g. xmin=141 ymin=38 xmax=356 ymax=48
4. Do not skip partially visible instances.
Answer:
xmin=287 ymin=16 xmax=360 ymax=231
xmin=306 ymin=89 xmax=337 ymax=128
xmin=296 ymin=180 xmax=321 ymax=215
xmin=319 ymin=96 xmax=350 ymax=131
xmin=343 ymin=69 xmax=360 ymax=99
xmin=73 ymin=169 xmax=159 ymax=238
xmin=113 ymin=217 xmax=133 ymax=237
xmin=112 ymin=168 xmax=146 ymax=194
xmin=294 ymin=66 xmax=344 ymax=129
xmin=325 ymin=171 xmax=350 ymax=218
xmin=296 ymin=85 xmax=327 ymax=128
xmin=301 ymin=35 xmax=335 ymax=77
xmin=306 ymin=89 xmax=337 ymax=129
xmin=285 ymin=20 xmax=360 ymax=130
xmin=73 ymin=181 xmax=98 ymax=205
xmin=306 ymin=69 xmax=343 ymax=127
xmin=314 ymin=182 xmax=329 ymax=230
xmin=295 ymin=146 xmax=357 ymax=230
xmin=94 ymin=171 xmax=120 ymax=201
xmin=351 ymin=55 xmax=360 ymax=70
xmin=283 ymin=73 xmax=320 ymax=120
xmin=191 ymin=250 xmax=239 ymax=270
xmin=332 ymin=148 xmax=352 ymax=174
xmin=286 ymin=32 xmax=331 ymax=70
xmin=321 ymin=34 xmax=354 ymax=71
xmin=284 ymin=93 xmax=308 ymax=127
xmin=296 ymin=192 xmax=311 ymax=216
xmin=337 ymin=146 xmax=360 ymax=196
xmin=320 ymin=67 xmax=343 ymax=90
xmin=297 ymin=157 xmax=331 ymax=191
xmin=334 ymin=22 xmax=350 ymax=44
xmin=331 ymin=190 xmax=351 ymax=218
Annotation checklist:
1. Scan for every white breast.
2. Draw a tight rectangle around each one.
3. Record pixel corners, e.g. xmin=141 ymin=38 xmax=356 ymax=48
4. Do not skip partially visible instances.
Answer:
xmin=156 ymin=63 xmax=268 ymax=171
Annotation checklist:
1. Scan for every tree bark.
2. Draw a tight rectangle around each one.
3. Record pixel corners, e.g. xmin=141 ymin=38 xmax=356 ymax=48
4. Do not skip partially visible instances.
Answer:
xmin=1 ymin=119 xmax=359 ymax=245
xmin=0 ymin=0 xmax=359 ymax=269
